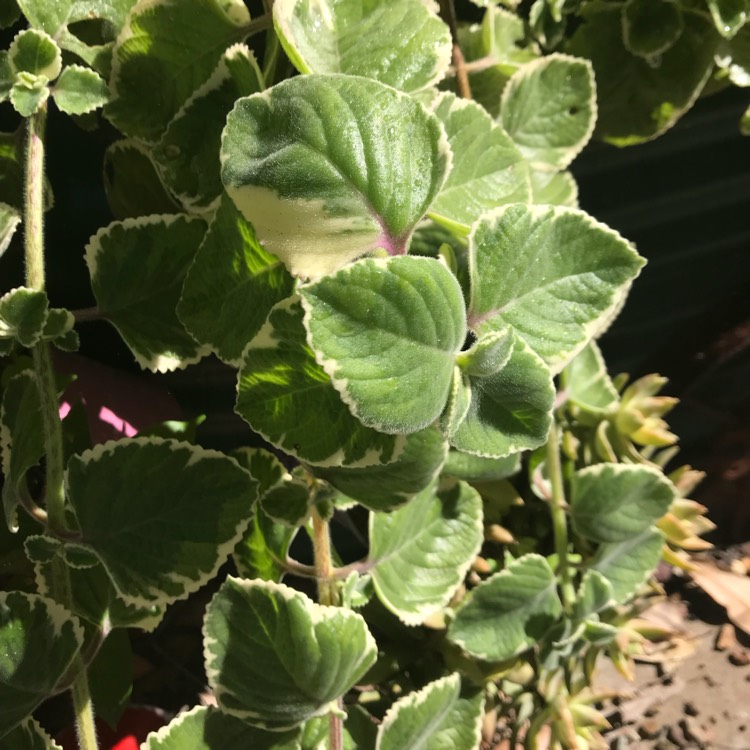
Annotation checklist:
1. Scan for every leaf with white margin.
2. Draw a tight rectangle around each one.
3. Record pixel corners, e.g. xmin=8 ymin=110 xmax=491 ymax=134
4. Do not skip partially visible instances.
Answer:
xmin=10 ymin=79 xmax=49 ymax=118
xmin=621 ymin=0 xmax=685 ymax=58
xmin=141 ymin=705 xmax=301 ymax=750
xmin=34 ymin=557 xmax=166 ymax=632
xmin=204 ymin=577 xmax=377 ymax=729
xmin=443 ymin=449 xmax=521 ymax=482
xmin=236 ymin=297 xmax=401 ymax=467
xmin=568 ymin=5 xmax=719 ymax=145
xmin=467 ymin=204 xmax=644 ymax=372
xmin=0 ymin=591 xmax=84 ymax=738
xmin=232 ymin=447 xmax=286 ymax=501
xmin=450 ymin=335 xmax=554 ymax=459
xmin=707 ymin=0 xmax=748 ymax=39
xmin=529 ymin=169 xmax=578 ymax=207
xmin=9 ymin=29 xmax=62 ymax=79
xmin=369 ymin=481 xmax=483 ymax=625
xmin=376 ymin=673 xmax=483 ymax=750
xmin=428 ymin=92 xmax=530 ymax=234
xmin=105 ymin=0 xmax=250 ymax=141
xmin=1 ymin=371 xmax=43 ymax=531
xmin=232 ymin=507 xmax=297 ymax=582
xmin=574 ymin=569 xmax=615 ymax=620
xmin=590 ymin=527 xmax=664 ymax=601
xmin=300 ymin=256 xmax=467 ymax=434
xmin=273 ymin=0 xmax=451 ymax=93
xmin=563 ymin=341 xmax=618 ymax=417
xmin=499 ymin=53 xmax=596 ymax=172
xmin=67 ymin=437 xmax=257 ymax=607
xmin=103 ymin=140 xmax=181 ymax=220
xmin=178 ymin=195 xmax=294 ymax=365
xmin=447 ymin=553 xmax=563 ymax=661
xmin=571 ymin=463 xmax=676 ymax=543
xmin=221 ymin=74 xmax=451 ymax=279
xmin=314 ymin=427 xmax=448 ymax=513
xmin=153 ymin=45 xmax=264 ymax=212
xmin=0 ymin=717 xmax=62 ymax=749
xmin=0 ymin=202 xmax=20 ymax=259
xmin=86 ymin=215 xmax=209 ymax=372
xmin=439 ymin=366 xmax=472 ymax=439
xmin=52 ymin=64 xmax=108 ymax=114
xmin=456 ymin=327 xmax=513 ymax=378
xmin=0 ymin=287 xmax=47 ymax=347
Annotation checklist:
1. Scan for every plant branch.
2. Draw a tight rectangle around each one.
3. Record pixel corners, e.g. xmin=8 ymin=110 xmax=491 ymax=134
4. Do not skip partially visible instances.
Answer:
xmin=438 ymin=0 xmax=472 ymax=99
xmin=24 ymin=106 xmax=100 ymax=750
xmin=72 ymin=306 xmax=102 ymax=323
xmin=546 ymin=419 xmax=575 ymax=611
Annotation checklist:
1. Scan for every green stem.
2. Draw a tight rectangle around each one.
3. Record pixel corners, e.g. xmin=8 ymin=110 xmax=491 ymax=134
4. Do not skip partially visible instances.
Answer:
xmin=546 ymin=420 xmax=575 ymax=611
xmin=311 ymin=508 xmax=343 ymax=750
xmin=24 ymin=106 xmax=100 ymax=750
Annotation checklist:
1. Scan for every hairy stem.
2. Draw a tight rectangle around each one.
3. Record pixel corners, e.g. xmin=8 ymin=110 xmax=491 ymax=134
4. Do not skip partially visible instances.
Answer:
xmin=546 ymin=420 xmax=575 ymax=611
xmin=438 ymin=0 xmax=472 ymax=99
xmin=25 ymin=106 xmax=99 ymax=750
xmin=311 ymin=508 xmax=343 ymax=750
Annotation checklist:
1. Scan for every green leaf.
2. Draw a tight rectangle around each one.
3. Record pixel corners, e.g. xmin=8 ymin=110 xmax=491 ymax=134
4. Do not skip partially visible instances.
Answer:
xmin=274 ymin=0 xmax=451 ymax=93
xmin=312 ymin=428 xmax=448 ymax=512
xmin=590 ymin=527 xmax=664 ymax=601
xmin=369 ymin=481 xmax=483 ymax=625
xmin=742 ymin=103 xmax=750 ymax=134
xmin=0 ymin=287 xmax=47 ymax=348
xmin=221 ymin=74 xmax=451 ymax=278
xmin=571 ymin=463 xmax=676 ymax=543
xmin=86 ymin=215 xmax=209 ymax=372
xmin=0 ymin=1 xmax=20 ymax=29
xmin=443 ymin=449 xmax=521 ymax=481
xmin=67 ymin=437 xmax=257 ymax=607
xmin=300 ymin=256 xmax=467 ymax=434
xmin=456 ymin=328 xmax=514 ymax=378
xmin=0 ymin=591 xmax=84 ymax=737
xmin=15 ymin=0 xmax=71 ymax=35
xmin=574 ymin=570 xmax=615 ymax=620
xmin=468 ymin=204 xmax=644 ymax=371
xmin=9 ymin=29 xmax=62 ymax=80
xmin=232 ymin=447 xmax=286 ymax=501
xmin=103 ymin=139 xmax=180 ymax=220
xmin=450 ymin=335 xmax=554 ymax=458
xmin=153 ymin=44 xmax=264 ymax=212
xmin=87 ymin=629 xmax=132 ymax=729
xmin=233 ymin=507 xmax=297 ymax=582
xmin=40 ymin=308 xmax=74 ymax=345
xmin=177 ymin=195 xmax=294 ymax=365
xmin=448 ymin=553 xmax=563 ymax=660
xmin=376 ymin=674 xmax=484 ymax=750
xmin=0 ymin=718 xmax=62 ymax=750
xmin=568 ymin=3 xmax=719 ymax=145
xmin=0 ymin=202 xmax=20 ymax=258
xmin=236 ymin=297 xmax=401 ymax=467
xmin=457 ymin=7 xmax=539 ymax=118
xmin=0 ymin=130 xmax=24 ymax=209
xmin=144 ymin=705 xmax=301 ymax=750
xmin=10 ymin=78 xmax=49 ymax=117
xmin=707 ymin=0 xmax=748 ymax=38
xmin=439 ymin=366 xmax=472 ymax=439
xmin=106 ymin=0 xmax=251 ymax=140
xmin=1 ymin=371 xmax=43 ymax=531
xmin=499 ymin=53 xmax=596 ymax=172
xmin=528 ymin=169 xmax=578 ymax=207
xmin=261 ymin=473 xmax=311 ymax=527
xmin=52 ymin=64 xmax=108 ymax=114
xmin=563 ymin=341 xmax=619 ymax=416
xmin=428 ymin=92 xmax=530 ymax=234
xmin=621 ymin=0 xmax=685 ymax=58
xmin=204 ymin=577 xmax=377 ymax=729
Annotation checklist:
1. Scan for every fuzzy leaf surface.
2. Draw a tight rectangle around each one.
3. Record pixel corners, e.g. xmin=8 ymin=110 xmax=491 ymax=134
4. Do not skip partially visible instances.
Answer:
xmin=0 ymin=718 xmax=61 ymax=749
xmin=448 ymin=554 xmax=563 ymax=660
xmin=9 ymin=29 xmax=61 ymax=79
xmin=428 ymin=92 xmax=530 ymax=233
xmin=591 ymin=527 xmax=664 ymax=601
xmin=221 ymin=74 xmax=451 ymax=278
xmin=106 ymin=0 xmax=250 ymax=140
xmin=67 ymin=438 xmax=257 ymax=607
xmin=86 ymin=215 xmax=208 ymax=372
xmin=376 ymin=673 xmax=483 ymax=750
xmin=232 ymin=508 xmax=296 ymax=582
xmin=528 ymin=169 xmax=578 ymax=207
xmin=370 ymin=481 xmax=483 ymax=625
xmin=468 ymin=204 xmax=644 ymax=371
xmin=52 ymin=64 xmax=108 ymax=114
xmin=499 ymin=53 xmax=596 ymax=171
xmin=0 ymin=287 xmax=47 ymax=347
xmin=0 ymin=202 xmax=20 ymax=259
xmin=450 ymin=336 xmax=554 ymax=458
xmin=0 ymin=592 xmax=83 ymax=738
xmin=563 ymin=341 xmax=618 ymax=416
xmin=204 ymin=577 xmax=377 ymax=729
xmin=236 ymin=297 xmax=401 ymax=467
xmin=153 ymin=44 xmax=263 ymax=211
xmin=178 ymin=195 xmax=293 ymax=365
xmin=300 ymin=256 xmax=466 ymax=434
xmin=142 ymin=705 xmax=301 ymax=750
xmin=274 ymin=0 xmax=451 ymax=92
